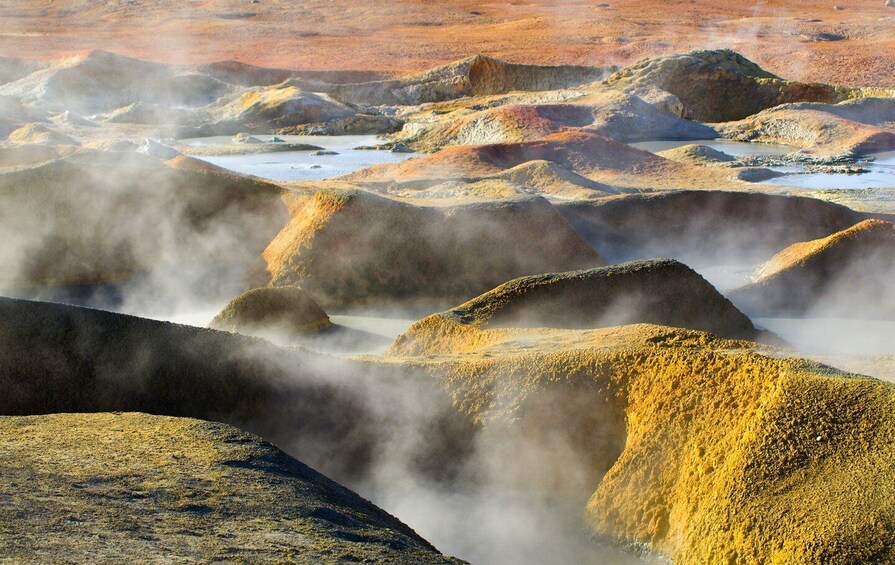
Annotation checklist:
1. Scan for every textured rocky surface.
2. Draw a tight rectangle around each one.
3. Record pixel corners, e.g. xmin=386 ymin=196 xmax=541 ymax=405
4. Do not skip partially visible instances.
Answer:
xmin=0 ymin=412 xmax=464 ymax=564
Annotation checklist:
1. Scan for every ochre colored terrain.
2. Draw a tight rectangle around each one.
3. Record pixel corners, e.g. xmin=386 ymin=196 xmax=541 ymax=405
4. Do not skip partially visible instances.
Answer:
xmin=384 ymin=320 xmax=895 ymax=563
xmin=4 ymin=1 xmax=895 ymax=89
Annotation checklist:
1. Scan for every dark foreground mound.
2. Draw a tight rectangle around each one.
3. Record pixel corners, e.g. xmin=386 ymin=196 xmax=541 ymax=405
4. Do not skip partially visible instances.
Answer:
xmin=0 ymin=297 xmax=472 ymax=483
xmin=555 ymin=190 xmax=865 ymax=265
xmin=262 ymin=190 xmax=604 ymax=307
xmin=390 ymin=259 xmax=763 ymax=355
xmin=0 ymin=412 xmax=462 ymax=564
xmin=210 ymin=286 xmax=332 ymax=339
xmin=731 ymin=219 xmax=895 ymax=317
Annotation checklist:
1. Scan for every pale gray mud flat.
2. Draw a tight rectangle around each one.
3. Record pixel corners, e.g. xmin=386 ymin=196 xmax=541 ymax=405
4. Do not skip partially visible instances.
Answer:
xmin=180 ymin=134 xmax=420 ymax=181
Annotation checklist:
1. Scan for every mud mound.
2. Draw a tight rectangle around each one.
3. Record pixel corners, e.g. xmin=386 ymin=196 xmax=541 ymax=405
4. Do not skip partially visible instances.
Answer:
xmin=6 ymin=122 xmax=78 ymax=145
xmin=606 ymin=49 xmax=882 ymax=122
xmin=390 ymin=259 xmax=760 ymax=355
xmin=397 ymin=159 xmax=619 ymax=200
xmin=329 ymin=55 xmax=608 ymax=106
xmin=103 ymin=101 xmax=208 ymax=126
xmin=385 ymin=320 xmax=895 ymax=563
xmin=208 ymin=84 xmax=354 ymax=133
xmin=657 ymin=143 xmax=736 ymax=164
xmin=0 ymin=149 xmax=286 ymax=298
xmin=0 ymin=50 xmax=233 ymax=114
xmin=210 ymin=286 xmax=332 ymax=338
xmin=717 ymin=106 xmax=895 ymax=156
xmin=555 ymin=190 xmax=864 ymax=264
xmin=487 ymin=159 xmax=618 ymax=195
xmin=399 ymin=103 xmax=595 ymax=151
xmin=399 ymin=93 xmax=716 ymax=152
xmin=0 ymin=144 xmax=67 ymax=168
xmin=0 ymin=297 xmax=473 ymax=483
xmin=0 ymin=412 xmax=462 ymax=564
xmin=776 ymin=97 xmax=895 ymax=127
xmin=346 ymin=130 xmax=669 ymax=187
xmin=262 ymin=189 xmax=603 ymax=307
xmin=731 ymin=219 xmax=895 ymax=316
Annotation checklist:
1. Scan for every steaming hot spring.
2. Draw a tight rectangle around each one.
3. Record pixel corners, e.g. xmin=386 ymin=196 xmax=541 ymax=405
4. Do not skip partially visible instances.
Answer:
xmin=2 ymin=4 xmax=895 ymax=563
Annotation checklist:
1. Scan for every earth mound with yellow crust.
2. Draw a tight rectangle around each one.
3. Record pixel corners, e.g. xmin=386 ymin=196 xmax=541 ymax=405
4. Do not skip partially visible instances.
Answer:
xmin=210 ymin=286 xmax=332 ymax=339
xmin=731 ymin=219 xmax=895 ymax=316
xmin=0 ymin=412 xmax=464 ymax=564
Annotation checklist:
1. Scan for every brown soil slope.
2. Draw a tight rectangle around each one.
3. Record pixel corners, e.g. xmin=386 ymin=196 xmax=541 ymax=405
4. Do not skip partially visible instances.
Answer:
xmin=0 ymin=412 xmax=463 ymax=564
xmin=390 ymin=259 xmax=762 ymax=356
xmin=384 ymin=322 xmax=895 ymax=563
xmin=555 ymin=190 xmax=865 ymax=264
xmin=731 ymin=219 xmax=895 ymax=317
xmin=261 ymin=189 xmax=604 ymax=307
xmin=210 ymin=286 xmax=332 ymax=338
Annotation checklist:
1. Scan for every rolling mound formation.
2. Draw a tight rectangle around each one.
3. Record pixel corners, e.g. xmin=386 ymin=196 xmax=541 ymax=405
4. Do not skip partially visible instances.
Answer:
xmin=384 ymin=321 xmax=895 ymax=563
xmin=397 ymin=93 xmax=716 ymax=152
xmin=0 ymin=412 xmax=462 ymax=563
xmin=0 ymin=149 xmax=286 ymax=296
xmin=210 ymin=286 xmax=332 ymax=339
xmin=328 ymin=55 xmax=609 ymax=106
xmin=261 ymin=189 xmax=603 ymax=306
xmin=717 ymin=106 xmax=895 ymax=157
xmin=605 ymin=49 xmax=891 ymax=122
xmin=730 ymin=219 xmax=895 ymax=317
xmin=0 ymin=296 xmax=472 ymax=483
xmin=345 ymin=130 xmax=671 ymax=188
xmin=206 ymin=84 xmax=355 ymax=134
xmin=656 ymin=143 xmax=736 ymax=165
xmin=389 ymin=259 xmax=762 ymax=356
xmin=0 ymin=50 xmax=234 ymax=114
xmin=555 ymin=190 xmax=865 ymax=264
xmin=6 ymin=122 xmax=79 ymax=146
